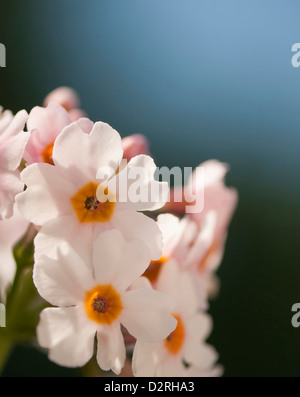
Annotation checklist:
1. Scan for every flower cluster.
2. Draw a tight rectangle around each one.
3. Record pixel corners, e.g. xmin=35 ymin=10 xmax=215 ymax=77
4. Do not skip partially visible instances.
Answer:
xmin=0 ymin=87 xmax=237 ymax=377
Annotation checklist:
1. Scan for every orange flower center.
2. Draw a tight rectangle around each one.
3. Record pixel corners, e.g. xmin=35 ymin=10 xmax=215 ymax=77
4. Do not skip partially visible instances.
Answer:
xmin=143 ymin=256 xmax=169 ymax=283
xmin=42 ymin=141 xmax=55 ymax=165
xmin=71 ymin=182 xmax=115 ymax=223
xmin=84 ymin=284 xmax=122 ymax=325
xmin=164 ymin=314 xmax=185 ymax=355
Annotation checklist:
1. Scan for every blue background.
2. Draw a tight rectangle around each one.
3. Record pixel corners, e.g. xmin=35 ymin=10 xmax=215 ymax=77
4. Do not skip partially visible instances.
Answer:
xmin=1 ymin=0 xmax=300 ymax=376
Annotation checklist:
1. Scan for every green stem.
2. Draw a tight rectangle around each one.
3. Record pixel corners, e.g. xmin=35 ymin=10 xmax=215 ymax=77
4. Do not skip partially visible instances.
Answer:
xmin=0 ymin=335 xmax=14 ymax=375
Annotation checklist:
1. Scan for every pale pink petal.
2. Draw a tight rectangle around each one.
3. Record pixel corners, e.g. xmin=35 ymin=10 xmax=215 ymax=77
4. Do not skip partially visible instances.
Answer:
xmin=157 ymin=356 xmax=186 ymax=377
xmin=183 ymin=211 xmax=217 ymax=269
xmin=75 ymin=117 xmax=94 ymax=134
xmin=185 ymin=312 xmax=213 ymax=342
xmin=37 ymin=306 xmax=96 ymax=368
xmin=34 ymin=215 xmax=94 ymax=264
xmin=0 ymin=170 xmax=24 ymax=219
xmin=33 ymin=246 xmax=94 ymax=307
xmin=108 ymin=155 xmax=168 ymax=212
xmin=132 ymin=340 xmax=166 ymax=377
xmin=23 ymin=128 xmax=47 ymax=164
xmin=0 ymin=109 xmax=28 ymax=142
xmin=69 ymin=108 xmax=87 ymax=121
xmin=157 ymin=215 xmax=198 ymax=261
xmin=122 ymin=134 xmax=149 ymax=161
xmin=156 ymin=213 xmax=180 ymax=253
xmin=17 ymin=163 xmax=76 ymax=226
xmin=189 ymin=159 xmax=229 ymax=188
xmin=184 ymin=343 xmax=218 ymax=370
xmin=120 ymin=288 xmax=177 ymax=343
xmin=0 ymin=110 xmax=29 ymax=170
xmin=96 ymin=322 xmax=126 ymax=375
xmin=157 ymin=261 xmax=200 ymax=315
xmin=111 ymin=209 xmax=163 ymax=260
xmin=130 ymin=276 xmax=152 ymax=291
xmin=27 ymin=102 xmax=71 ymax=144
xmin=190 ymin=184 xmax=238 ymax=241
xmin=92 ymin=230 xmax=151 ymax=292
xmin=43 ymin=87 xmax=80 ymax=111
xmin=53 ymin=121 xmax=123 ymax=186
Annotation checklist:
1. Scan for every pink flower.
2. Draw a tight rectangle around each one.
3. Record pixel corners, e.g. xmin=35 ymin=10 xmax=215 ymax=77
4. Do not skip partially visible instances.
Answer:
xmin=17 ymin=120 xmax=168 ymax=263
xmin=164 ymin=160 xmax=238 ymax=295
xmin=133 ymin=261 xmax=221 ymax=377
xmin=43 ymin=86 xmax=86 ymax=121
xmin=33 ymin=230 xmax=176 ymax=374
xmin=122 ymin=134 xmax=149 ymax=161
xmin=144 ymin=213 xmax=217 ymax=309
xmin=24 ymin=102 xmax=72 ymax=165
xmin=0 ymin=107 xmax=29 ymax=219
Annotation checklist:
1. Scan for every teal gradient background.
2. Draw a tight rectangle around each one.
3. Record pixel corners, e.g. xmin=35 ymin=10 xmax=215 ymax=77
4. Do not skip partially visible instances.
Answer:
xmin=1 ymin=0 xmax=300 ymax=376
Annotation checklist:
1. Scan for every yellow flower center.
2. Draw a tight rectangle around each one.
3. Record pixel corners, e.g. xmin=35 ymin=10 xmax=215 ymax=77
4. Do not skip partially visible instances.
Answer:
xmin=143 ymin=256 xmax=169 ymax=283
xmin=71 ymin=182 xmax=115 ymax=223
xmin=164 ymin=314 xmax=185 ymax=355
xmin=84 ymin=284 xmax=122 ymax=325
xmin=42 ymin=141 xmax=55 ymax=165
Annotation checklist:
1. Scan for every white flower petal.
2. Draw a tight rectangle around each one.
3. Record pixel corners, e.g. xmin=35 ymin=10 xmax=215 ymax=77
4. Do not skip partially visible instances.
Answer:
xmin=132 ymin=340 xmax=166 ymax=377
xmin=160 ymin=266 xmax=200 ymax=316
xmin=186 ymin=312 xmax=213 ymax=342
xmin=96 ymin=322 xmax=126 ymax=375
xmin=111 ymin=209 xmax=163 ymax=260
xmin=27 ymin=103 xmax=71 ymax=144
xmin=157 ymin=213 xmax=180 ymax=250
xmin=34 ymin=215 xmax=93 ymax=264
xmin=184 ymin=342 xmax=218 ymax=370
xmin=0 ymin=110 xmax=28 ymax=170
xmin=155 ymin=259 xmax=182 ymax=304
xmin=0 ymin=169 xmax=24 ymax=219
xmin=92 ymin=230 xmax=151 ymax=291
xmin=75 ymin=117 xmax=94 ymax=134
xmin=33 ymin=246 xmax=94 ymax=307
xmin=17 ymin=163 xmax=75 ymax=225
xmin=157 ymin=356 xmax=186 ymax=377
xmin=183 ymin=211 xmax=217 ymax=269
xmin=130 ymin=276 xmax=152 ymax=291
xmin=52 ymin=121 xmax=123 ymax=186
xmin=120 ymin=288 xmax=177 ymax=343
xmin=189 ymin=159 xmax=229 ymax=188
xmin=37 ymin=307 xmax=95 ymax=368
xmin=108 ymin=155 xmax=168 ymax=212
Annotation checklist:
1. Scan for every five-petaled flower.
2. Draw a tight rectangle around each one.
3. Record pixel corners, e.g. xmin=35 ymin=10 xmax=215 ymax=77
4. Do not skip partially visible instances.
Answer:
xmin=17 ymin=119 xmax=168 ymax=263
xmin=33 ymin=230 xmax=177 ymax=374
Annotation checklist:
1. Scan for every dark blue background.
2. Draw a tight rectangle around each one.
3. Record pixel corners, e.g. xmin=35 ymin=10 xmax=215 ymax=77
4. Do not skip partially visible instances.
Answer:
xmin=1 ymin=0 xmax=300 ymax=376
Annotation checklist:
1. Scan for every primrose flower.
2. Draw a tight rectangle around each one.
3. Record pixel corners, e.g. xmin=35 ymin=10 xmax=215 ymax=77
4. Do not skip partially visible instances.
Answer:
xmin=143 ymin=212 xmax=217 ymax=308
xmin=133 ymin=261 xmax=221 ymax=377
xmin=33 ymin=230 xmax=177 ymax=374
xmin=17 ymin=120 xmax=168 ymax=262
xmin=43 ymin=86 xmax=86 ymax=121
xmin=0 ymin=107 xmax=28 ymax=219
xmin=24 ymin=102 xmax=72 ymax=165
xmin=0 ymin=206 xmax=28 ymax=302
xmin=122 ymin=134 xmax=149 ymax=161
xmin=165 ymin=160 xmax=237 ymax=297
